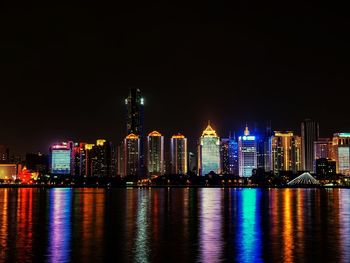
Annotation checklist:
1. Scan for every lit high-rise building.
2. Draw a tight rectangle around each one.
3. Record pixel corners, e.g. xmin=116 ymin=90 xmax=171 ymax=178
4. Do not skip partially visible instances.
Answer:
xmin=314 ymin=138 xmax=333 ymax=160
xmin=80 ymin=143 xmax=94 ymax=177
xmin=238 ymin=126 xmax=257 ymax=177
xmin=301 ymin=119 xmax=319 ymax=172
xmin=332 ymin=133 xmax=350 ymax=175
xmin=50 ymin=142 xmax=73 ymax=175
xmin=199 ymin=123 xmax=221 ymax=176
xmin=170 ymin=133 xmax=188 ymax=175
xmin=125 ymin=88 xmax=145 ymax=175
xmin=228 ymin=136 xmax=239 ymax=175
xmin=124 ymin=134 xmax=140 ymax=176
xmin=125 ymin=88 xmax=144 ymax=136
xmin=221 ymin=138 xmax=230 ymax=174
xmin=270 ymin=131 xmax=302 ymax=174
xmin=91 ymin=139 xmax=111 ymax=177
xmin=147 ymin=131 xmax=164 ymax=176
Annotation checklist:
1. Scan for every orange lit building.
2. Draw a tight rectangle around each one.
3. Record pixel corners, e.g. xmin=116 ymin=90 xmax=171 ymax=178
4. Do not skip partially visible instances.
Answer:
xmin=170 ymin=133 xmax=188 ymax=174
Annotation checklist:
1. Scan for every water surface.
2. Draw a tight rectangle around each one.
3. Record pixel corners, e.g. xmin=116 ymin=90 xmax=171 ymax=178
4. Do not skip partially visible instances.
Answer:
xmin=0 ymin=188 xmax=349 ymax=262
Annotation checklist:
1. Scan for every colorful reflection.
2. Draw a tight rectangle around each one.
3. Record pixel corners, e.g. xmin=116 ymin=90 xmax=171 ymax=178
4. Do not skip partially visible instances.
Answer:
xmin=0 ymin=188 xmax=349 ymax=263
xmin=47 ymin=188 xmax=72 ymax=263
xmin=235 ymin=188 xmax=263 ymax=263
xmin=198 ymin=188 xmax=224 ymax=262
xmin=0 ymin=189 xmax=9 ymax=260
xmin=339 ymin=189 xmax=350 ymax=263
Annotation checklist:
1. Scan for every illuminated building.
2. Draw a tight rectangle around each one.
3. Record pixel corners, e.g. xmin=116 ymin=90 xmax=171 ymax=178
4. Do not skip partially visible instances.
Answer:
xmin=91 ymin=139 xmax=111 ymax=177
xmin=270 ymin=131 xmax=302 ymax=174
xmin=72 ymin=143 xmax=85 ymax=176
xmin=315 ymin=158 xmax=336 ymax=176
xmin=301 ymin=119 xmax=319 ymax=172
xmin=314 ymin=138 xmax=333 ymax=160
xmin=125 ymin=88 xmax=144 ymax=136
xmin=199 ymin=123 xmax=221 ymax=176
xmin=125 ymin=88 xmax=145 ymax=175
xmin=124 ymin=134 xmax=140 ymax=176
xmin=238 ymin=126 xmax=257 ymax=177
xmin=0 ymin=145 xmax=9 ymax=162
xmin=332 ymin=133 xmax=350 ymax=175
xmin=170 ymin=133 xmax=188 ymax=174
xmin=147 ymin=131 xmax=164 ymax=176
xmin=49 ymin=142 xmax=73 ymax=175
xmin=221 ymin=138 xmax=230 ymax=174
xmin=80 ymin=143 xmax=94 ymax=177
xmin=228 ymin=136 xmax=239 ymax=175
xmin=0 ymin=164 xmax=17 ymax=180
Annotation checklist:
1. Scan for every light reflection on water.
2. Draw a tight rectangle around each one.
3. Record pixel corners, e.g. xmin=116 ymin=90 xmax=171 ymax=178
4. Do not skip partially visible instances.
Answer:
xmin=47 ymin=189 xmax=72 ymax=263
xmin=0 ymin=188 xmax=349 ymax=262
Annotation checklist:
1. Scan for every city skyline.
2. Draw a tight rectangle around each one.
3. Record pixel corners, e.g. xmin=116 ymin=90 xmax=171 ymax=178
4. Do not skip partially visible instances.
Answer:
xmin=1 ymin=2 xmax=350 ymax=155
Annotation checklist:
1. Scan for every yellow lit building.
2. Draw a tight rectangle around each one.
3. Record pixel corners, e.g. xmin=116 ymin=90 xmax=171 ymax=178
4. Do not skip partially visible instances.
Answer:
xmin=147 ymin=131 xmax=164 ymax=177
xmin=124 ymin=133 xmax=140 ymax=176
xmin=270 ymin=131 xmax=302 ymax=174
xmin=198 ymin=123 xmax=221 ymax=176
xmin=332 ymin=133 xmax=350 ymax=175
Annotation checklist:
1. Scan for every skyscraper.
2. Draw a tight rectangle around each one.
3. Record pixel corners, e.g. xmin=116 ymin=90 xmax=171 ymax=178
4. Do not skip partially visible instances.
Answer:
xmin=125 ymin=88 xmax=144 ymax=136
xmin=228 ymin=136 xmax=239 ymax=175
xmin=147 ymin=131 xmax=164 ymax=177
xmin=125 ymin=88 xmax=145 ymax=175
xmin=314 ymin=138 xmax=333 ymax=160
xmin=50 ymin=142 xmax=73 ymax=176
xmin=238 ymin=126 xmax=257 ymax=177
xmin=221 ymin=138 xmax=230 ymax=174
xmin=301 ymin=119 xmax=319 ymax=172
xmin=199 ymin=123 xmax=221 ymax=176
xmin=124 ymin=133 xmax=140 ymax=176
xmin=170 ymin=133 xmax=188 ymax=175
xmin=270 ymin=131 xmax=302 ymax=174
xmin=332 ymin=133 xmax=350 ymax=175
xmin=91 ymin=139 xmax=111 ymax=177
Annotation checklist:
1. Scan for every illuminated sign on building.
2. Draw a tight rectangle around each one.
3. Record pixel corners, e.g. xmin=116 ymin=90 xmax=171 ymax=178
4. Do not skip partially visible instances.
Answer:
xmin=50 ymin=143 xmax=72 ymax=175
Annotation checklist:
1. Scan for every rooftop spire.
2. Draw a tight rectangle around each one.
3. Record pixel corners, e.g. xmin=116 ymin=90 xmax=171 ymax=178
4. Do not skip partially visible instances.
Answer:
xmin=244 ymin=124 xmax=250 ymax=136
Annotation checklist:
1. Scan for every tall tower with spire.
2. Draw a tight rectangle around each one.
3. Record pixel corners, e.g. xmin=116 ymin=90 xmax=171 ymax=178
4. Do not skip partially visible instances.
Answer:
xmin=238 ymin=124 xmax=257 ymax=177
xmin=198 ymin=122 xmax=221 ymax=176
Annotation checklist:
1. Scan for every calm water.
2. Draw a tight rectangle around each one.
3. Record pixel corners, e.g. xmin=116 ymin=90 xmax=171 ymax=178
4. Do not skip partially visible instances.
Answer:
xmin=0 ymin=188 xmax=349 ymax=263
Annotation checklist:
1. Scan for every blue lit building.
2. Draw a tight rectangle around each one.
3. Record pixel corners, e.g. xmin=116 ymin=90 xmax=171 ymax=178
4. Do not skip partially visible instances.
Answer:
xmin=199 ymin=123 xmax=221 ymax=176
xmin=238 ymin=126 xmax=257 ymax=177
xmin=229 ymin=135 xmax=239 ymax=175
xmin=50 ymin=142 xmax=73 ymax=175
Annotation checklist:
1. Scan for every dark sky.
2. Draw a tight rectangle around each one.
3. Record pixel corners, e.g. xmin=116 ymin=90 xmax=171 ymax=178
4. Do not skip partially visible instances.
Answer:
xmin=1 ymin=1 xmax=350 ymax=155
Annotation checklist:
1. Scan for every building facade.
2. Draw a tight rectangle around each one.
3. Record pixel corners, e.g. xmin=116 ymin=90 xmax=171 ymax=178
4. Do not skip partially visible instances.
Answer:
xmin=221 ymin=138 xmax=230 ymax=174
xmin=270 ymin=131 xmax=302 ymax=174
xmin=332 ymin=133 xmax=350 ymax=175
xmin=170 ymin=134 xmax=188 ymax=175
xmin=228 ymin=137 xmax=239 ymax=175
xmin=198 ymin=123 xmax=221 ymax=176
xmin=301 ymin=119 xmax=319 ymax=172
xmin=147 ymin=131 xmax=164 ymax=176
xmin=238 ymin=126 xmax=257 ymax=177
xmin=124 ymin=134 xmax=140 ymax=176
xmin=50 ymin=142 xmax=73 ymax=176
xmin=314 ymin=138 xmax=333 ymax=160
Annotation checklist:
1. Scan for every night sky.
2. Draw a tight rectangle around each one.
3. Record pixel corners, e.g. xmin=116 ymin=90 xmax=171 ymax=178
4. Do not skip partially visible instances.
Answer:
xmin=1 ymin=1 xmax=350 ymax=155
